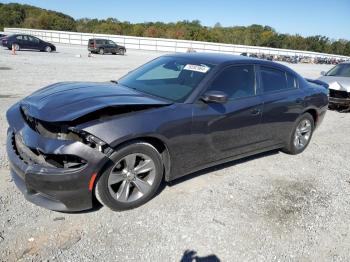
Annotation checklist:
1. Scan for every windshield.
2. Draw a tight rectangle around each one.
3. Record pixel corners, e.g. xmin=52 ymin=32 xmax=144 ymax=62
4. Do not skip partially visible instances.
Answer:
xmin=118 ymin=56 xmax=214 ymax=102
xmin=326 ymin=64 xmax=350 ymax=77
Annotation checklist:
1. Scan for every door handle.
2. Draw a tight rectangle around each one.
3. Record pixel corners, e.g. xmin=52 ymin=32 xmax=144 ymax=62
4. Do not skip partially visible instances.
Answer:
xmin=251 ymin=108 xmax=261 ymax=116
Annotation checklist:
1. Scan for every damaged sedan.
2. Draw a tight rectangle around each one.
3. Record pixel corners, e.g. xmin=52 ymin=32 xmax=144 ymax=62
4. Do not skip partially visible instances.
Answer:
xmin=6 ymin=53 xmax=328 ymax=212
xmin=318 ymin=61 xmax=350 ymax=110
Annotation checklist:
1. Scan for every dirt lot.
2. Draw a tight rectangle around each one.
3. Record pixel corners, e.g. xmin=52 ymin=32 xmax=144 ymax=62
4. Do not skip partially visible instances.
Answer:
xmin=0 ymin=45 xmax=350 ymax=262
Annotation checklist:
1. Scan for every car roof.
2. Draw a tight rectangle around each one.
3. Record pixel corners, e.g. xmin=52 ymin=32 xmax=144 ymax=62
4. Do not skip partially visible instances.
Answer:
xmin=165 ymin=52 xmax=253 ymax=64
xmin=89 ymin=38 xmax=110 ymax=41
xmin=10 ymin=34 xmax=35 ymax=37
xmin=165 ymin=52 xmax=295 ymax=72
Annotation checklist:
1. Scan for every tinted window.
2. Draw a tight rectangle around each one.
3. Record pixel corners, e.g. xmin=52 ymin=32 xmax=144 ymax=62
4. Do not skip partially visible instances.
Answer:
xmin=207 ymin=65 xmax=256 ymax=100
xmin=260 ymin=67 xmax=290 ymax=93
xmin=16 ymin=35 xmax=23 ymax=40
xmin=28 ymin=36 xmax=39 ymax=43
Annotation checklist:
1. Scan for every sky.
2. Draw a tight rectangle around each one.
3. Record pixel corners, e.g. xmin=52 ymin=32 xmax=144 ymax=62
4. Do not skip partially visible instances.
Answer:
xmin=2 ymin=0 xmax=350 ymax=40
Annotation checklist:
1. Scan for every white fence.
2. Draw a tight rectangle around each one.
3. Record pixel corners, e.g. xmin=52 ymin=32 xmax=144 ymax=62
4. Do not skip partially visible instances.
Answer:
xmin=4 ymin=27 xmax=350 ymax=60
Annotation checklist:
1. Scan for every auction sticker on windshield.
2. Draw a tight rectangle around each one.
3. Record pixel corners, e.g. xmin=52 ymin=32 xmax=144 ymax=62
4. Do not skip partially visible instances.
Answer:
xmin=184 ymin=64 xmax=210 ymax=73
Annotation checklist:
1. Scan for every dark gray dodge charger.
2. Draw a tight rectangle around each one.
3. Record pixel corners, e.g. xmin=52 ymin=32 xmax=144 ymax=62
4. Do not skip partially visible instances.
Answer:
xmin=6 ymin=53 xmax=329 ymax=212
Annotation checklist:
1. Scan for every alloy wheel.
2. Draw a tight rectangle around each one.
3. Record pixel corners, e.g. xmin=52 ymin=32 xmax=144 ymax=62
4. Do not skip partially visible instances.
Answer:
xmin=293 ymin=119 xmax=312 ymax=150
xmin=107 ymin=153 xmax=156 ymax=203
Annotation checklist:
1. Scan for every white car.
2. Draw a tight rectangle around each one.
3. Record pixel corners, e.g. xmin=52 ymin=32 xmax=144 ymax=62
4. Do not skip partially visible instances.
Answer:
xmin=318 ymin=62 xmax=350 ymax=109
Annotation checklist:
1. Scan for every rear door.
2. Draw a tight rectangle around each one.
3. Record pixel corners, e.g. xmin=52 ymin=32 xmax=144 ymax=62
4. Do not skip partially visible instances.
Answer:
xmin=191 ymin=64 xmax=266 ymax=164
xmin=258 ymin=65 xmax=304 ymax=144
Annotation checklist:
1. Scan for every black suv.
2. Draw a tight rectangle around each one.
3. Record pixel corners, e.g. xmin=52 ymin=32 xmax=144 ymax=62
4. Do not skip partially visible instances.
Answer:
xmin=88 ymin=38 xmax=126 ymax=55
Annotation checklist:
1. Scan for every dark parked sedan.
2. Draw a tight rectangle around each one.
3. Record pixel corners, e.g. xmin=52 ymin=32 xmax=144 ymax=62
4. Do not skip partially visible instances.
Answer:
xmin=6 ymin=53 xmax=328 ymax=212
xmin=2 ymin=34 xmax=56 ymax=52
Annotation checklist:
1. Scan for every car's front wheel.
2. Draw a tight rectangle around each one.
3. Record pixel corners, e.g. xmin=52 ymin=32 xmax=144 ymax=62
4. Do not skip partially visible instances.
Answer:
xmin=282 ymin=112 xmax=314 ymax=155
xmin=95 ymin=141 xmax=163 ymax=211
xmin=45 ymin=46 xmax=52 ymax=52
xmin=118 ymin=48 xmax=125 ymax=55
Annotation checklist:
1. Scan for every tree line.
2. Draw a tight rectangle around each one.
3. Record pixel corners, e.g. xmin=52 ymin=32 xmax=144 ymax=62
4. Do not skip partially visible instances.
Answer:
xmin=1 ymin=3 xmax=349 ymax=56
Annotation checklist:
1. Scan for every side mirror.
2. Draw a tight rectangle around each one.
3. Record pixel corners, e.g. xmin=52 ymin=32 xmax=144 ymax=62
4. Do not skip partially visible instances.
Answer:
xmin=201 ymin=91 xmax=228 ymax=103
xmin=321 ymin=71 xmax=326 ymax=76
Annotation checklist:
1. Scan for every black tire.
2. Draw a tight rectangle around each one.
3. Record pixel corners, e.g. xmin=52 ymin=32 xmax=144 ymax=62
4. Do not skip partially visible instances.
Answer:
xmin=12 ymin=43 xmax=20 ymax=51
xmin=118 ymin=48 xmax=125 ymax=55
xmin=99 ymin=48 xmax=104 ymax=55
xmin=112 ymin=52 xmax=117 ymax=55
xmin=95 ymin=141 xmax=163 ymax=211
xmin=282 ymin=113 xmax=314 ymax=155
xmin=45 ymin=46 xmax=52 ymax=52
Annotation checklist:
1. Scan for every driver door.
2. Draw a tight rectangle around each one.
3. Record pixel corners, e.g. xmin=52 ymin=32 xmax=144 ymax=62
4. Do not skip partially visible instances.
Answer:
xmin=191 ymin=64 xmax=266 ymax=164
xmin=27 ymin=36 xmax=40 ymax=50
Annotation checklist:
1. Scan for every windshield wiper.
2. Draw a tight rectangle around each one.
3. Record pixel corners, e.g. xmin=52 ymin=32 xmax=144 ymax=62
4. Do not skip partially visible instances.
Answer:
xmin=110 ymin=80 xmax=118 ymax=84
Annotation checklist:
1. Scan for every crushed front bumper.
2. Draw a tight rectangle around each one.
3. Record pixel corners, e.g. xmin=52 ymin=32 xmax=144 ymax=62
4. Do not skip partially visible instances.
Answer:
xmin=329 ymin=89 xmax=350 ymax=107
xmin=329 ymin=97 xmax=350 ymax=106
xmin=6 ymin=103 xmax=110 ymax=212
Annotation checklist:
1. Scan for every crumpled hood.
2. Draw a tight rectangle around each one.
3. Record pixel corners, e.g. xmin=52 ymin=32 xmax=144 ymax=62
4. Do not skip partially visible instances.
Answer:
xmin=318 ymin=76 xmax=350 ymax=92
xmin=20 ymin=82 xmax=170 ymax=122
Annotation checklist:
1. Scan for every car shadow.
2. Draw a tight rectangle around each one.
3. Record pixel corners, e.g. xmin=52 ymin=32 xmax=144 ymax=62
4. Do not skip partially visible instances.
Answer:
xmin=4 ymin=49 xmax=60 ymax=53
xmin=180 ymin=250 xmax=221 ymax=262
xmin=91 ymin=53 xmax=126 ymax=56
xmin=328 ymin=107 xmax=350 ymax=113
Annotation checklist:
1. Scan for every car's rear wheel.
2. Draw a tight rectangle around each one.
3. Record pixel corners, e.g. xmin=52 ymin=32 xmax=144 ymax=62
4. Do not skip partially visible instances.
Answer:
xmin=282 ymin=113 xmax=314 ymax=155
xmin=13 ymin=43 xmax=20 ymax=51
xmin=118 ymin=48 xmax=125 ymax=55
xmin=45 ymin=46 xmax=52 ymax=52
xmin=95 ymin=141 xmax=163 ymax=211
xmin=99 ymin=48 xmax=105 ymax=55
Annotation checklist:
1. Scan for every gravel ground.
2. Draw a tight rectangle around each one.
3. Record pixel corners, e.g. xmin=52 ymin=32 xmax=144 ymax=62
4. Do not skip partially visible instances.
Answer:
xmin=1 ymin=45 xmax=350 ymax=262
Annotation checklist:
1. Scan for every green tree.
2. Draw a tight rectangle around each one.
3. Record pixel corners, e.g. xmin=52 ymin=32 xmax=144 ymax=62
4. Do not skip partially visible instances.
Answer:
xmin=0 ymin=3 xmax=349 ymax=56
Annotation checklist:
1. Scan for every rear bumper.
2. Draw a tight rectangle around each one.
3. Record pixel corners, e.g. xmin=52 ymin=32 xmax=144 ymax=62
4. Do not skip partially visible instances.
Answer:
xmin=6 ymin=104 xmax=110 ymax=212
xmin=88 ymin=47 xmax=98 ymax=52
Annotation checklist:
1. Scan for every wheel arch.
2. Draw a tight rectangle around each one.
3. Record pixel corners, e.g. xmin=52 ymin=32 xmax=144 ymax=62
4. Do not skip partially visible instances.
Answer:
xmin=111 ymin=136 xmax=171 ymax=182
xmin=303 ymin=108 xmax=318 ymax=126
